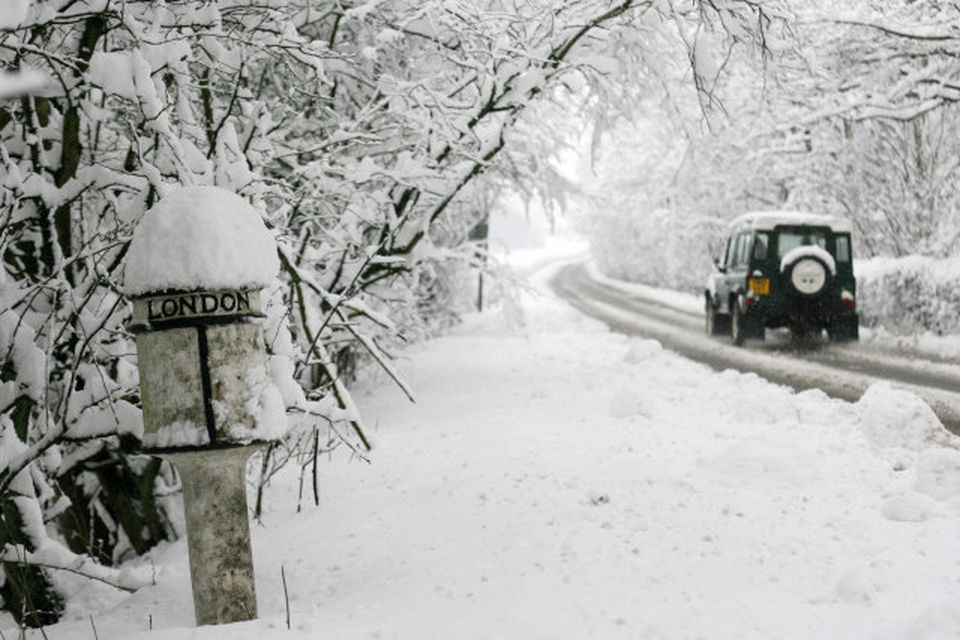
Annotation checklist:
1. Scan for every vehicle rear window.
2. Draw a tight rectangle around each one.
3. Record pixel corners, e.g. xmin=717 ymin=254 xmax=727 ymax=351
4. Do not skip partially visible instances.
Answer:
xmin=777 ymin=230 xmax=827 ymax=258
xmin=835 ymin=236 xmax=850 ymax=263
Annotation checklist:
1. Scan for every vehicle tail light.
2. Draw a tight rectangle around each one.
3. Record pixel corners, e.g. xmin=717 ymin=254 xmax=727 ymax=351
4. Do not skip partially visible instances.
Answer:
xmin=841 ymin=290 xmax=856 ymax=312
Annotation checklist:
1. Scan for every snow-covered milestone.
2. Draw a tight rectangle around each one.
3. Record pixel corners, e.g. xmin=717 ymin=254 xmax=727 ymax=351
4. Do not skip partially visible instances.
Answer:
xmin=124 ymin=186 xmax=279 ymax=296
xmin=125 ymin=185 xmax=287 ymax=449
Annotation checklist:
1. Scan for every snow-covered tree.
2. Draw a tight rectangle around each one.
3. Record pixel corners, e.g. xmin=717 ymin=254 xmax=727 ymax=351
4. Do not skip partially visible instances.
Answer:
xmin=580 ymin=0 xmax=960 ymax=292
xmin=0 ymin=0 xmax=787 ymax=625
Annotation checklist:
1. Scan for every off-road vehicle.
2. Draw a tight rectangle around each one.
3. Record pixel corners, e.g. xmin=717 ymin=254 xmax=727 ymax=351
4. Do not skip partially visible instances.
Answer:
xmin=704 ymin=211 xmax=859 ymax=345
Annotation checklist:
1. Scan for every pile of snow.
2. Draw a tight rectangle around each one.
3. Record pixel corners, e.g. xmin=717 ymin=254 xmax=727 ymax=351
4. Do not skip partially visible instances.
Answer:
xmin=18 ymin=257 xmax=960 ymax=639
xmin=856 ymin=383 xmax=950 ymax=450
xmin=856 ymin=255 xmax=960 ymax=336
xmin=124 ymin=186 xmax=279 ymax=296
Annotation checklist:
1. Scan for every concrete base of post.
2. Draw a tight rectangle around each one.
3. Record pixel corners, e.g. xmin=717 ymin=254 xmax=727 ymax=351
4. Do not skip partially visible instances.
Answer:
xmin=162 ymin=446 xmax=259 ymax=626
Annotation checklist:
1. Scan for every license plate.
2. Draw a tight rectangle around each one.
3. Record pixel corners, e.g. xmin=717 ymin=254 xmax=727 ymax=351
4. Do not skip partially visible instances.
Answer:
xmin=749 ymin=278 xmax=770 ymax=295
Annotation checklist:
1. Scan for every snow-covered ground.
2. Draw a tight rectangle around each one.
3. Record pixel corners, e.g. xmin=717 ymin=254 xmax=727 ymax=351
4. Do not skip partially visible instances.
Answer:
xmin=585 ymin=260 xmax=704 ymax=315
xmin=8 ymin=251 xmax=960 ymax=639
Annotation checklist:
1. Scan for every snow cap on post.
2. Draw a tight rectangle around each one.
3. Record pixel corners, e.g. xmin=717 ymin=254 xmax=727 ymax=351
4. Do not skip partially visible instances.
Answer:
xmin=124 ymin=186 xmax=279 ymax=297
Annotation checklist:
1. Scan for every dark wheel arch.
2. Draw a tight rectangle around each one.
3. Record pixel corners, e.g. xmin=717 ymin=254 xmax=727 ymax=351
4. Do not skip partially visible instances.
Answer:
xmin=828 ymin=315 xmax=860 ymax=342
xmin=705 ymin=293 xmax=730 ymax=336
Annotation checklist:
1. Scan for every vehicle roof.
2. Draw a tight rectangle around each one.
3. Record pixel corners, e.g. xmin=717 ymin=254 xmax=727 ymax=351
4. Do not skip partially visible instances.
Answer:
xmin=728 ymin=210 xmax=854 ymax=233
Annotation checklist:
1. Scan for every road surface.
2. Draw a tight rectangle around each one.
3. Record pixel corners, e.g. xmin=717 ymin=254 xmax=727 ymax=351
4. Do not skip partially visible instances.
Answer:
xmin=550 ymin=260 xmax=960 ymax=434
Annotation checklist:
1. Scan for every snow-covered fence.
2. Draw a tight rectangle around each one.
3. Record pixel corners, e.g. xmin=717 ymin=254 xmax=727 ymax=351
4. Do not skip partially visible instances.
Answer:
xmin=856 ymin=256 xmax=960 ymax=335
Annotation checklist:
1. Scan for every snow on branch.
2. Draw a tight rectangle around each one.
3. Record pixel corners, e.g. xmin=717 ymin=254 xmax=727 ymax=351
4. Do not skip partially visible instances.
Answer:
xmin=0 ymin=543 xmax=153 ymax=593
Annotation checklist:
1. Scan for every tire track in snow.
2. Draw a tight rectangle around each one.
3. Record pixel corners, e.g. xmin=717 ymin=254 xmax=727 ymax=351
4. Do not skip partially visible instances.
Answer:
xmin=549 ymin=260 xmax=960 ymax=435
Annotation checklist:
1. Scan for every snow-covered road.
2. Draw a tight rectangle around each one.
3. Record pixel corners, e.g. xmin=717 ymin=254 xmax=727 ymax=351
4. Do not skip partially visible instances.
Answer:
xmin=15 ymin=257 xmax=960 ymax=639
xmin=551 ymin=260 xmax=960 ymax=435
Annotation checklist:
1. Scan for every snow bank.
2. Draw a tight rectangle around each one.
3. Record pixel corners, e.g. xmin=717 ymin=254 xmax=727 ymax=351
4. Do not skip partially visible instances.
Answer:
xmin=586 ymin=261 xmax=703 ymax=315
xmin=856 ymin=255 xmax=960 ymax=336
xmin=856 ymin=383 xmax=948 ymax=450
xmin=124 ymin=186 xmax=279 ymax=296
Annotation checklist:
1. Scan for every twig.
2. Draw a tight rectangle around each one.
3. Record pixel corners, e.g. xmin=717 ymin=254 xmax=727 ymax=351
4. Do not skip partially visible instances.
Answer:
xmin=254 ymin=442 xmax=276 ymax=520
xmin=296 ymin=456 xmax=306 ymax=514
xmin=311 ymin=426 xmax=320 ymax=506
xmin=0 ymin=556 xmax=141 ymax=593
xmin=281 ymin=566 xmax=291 ymax=630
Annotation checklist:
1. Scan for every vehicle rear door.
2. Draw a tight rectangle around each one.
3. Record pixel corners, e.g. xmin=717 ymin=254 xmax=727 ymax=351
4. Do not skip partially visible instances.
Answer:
xmin=724 ymin=230 xmax=751 ymax=311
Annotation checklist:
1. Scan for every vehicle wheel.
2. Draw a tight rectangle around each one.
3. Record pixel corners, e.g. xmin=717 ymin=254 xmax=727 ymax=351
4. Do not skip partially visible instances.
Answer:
xmin=828 ymin=316 xmax=859 ymax=342
xmin=731 ymin=303 xmax=745 ymax=346
xmin=732 ymin=301 xmax=764 ymax=345
xmin=706 ymin=298 xmax=730 ymax=336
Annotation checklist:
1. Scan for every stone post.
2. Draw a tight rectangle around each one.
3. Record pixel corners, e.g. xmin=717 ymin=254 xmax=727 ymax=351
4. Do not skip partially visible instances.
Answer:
xmin=125 ymin=186 xmax=286 ymax=626
xmin=163 ymin=447 xmax=259 ymax=625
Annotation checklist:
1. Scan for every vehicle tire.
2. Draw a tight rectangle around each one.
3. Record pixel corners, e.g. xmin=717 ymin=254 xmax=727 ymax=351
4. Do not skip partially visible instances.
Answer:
xmin=732 ymin=300 xmax=764 ymax=345
xmin=706 ymin=297 xmax=730 ymax=336
xmin=828 ymin=316 xmax=859 ymax=342
xmin=731 ymin=302 xmax=745 ymax=346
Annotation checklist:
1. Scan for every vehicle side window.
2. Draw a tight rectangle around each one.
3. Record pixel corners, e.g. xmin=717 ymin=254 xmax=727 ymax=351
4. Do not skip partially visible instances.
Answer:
xmin=730 ymin=235 xmax=742 ymax=268
xmin=753 ymin=233 xmax=769 ymax=260
xmin=835 ymin=236 xmax=851 ymax=263
xmin=723 ymin=236 xmax=735 ymax=268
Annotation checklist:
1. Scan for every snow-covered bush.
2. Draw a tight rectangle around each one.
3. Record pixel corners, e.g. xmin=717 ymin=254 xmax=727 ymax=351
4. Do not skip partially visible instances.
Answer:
xmin=856 ymin=256 xmax=960 ymax=335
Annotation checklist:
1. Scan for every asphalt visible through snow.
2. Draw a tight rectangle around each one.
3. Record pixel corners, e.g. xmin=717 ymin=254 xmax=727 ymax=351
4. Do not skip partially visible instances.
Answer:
xmin=549 ymin=260 xmax=960 ymax=435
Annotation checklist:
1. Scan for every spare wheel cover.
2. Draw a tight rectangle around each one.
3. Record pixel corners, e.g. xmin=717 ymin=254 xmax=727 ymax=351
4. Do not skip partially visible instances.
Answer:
xmin=790 ymin=258 xmax=827 ymax=295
